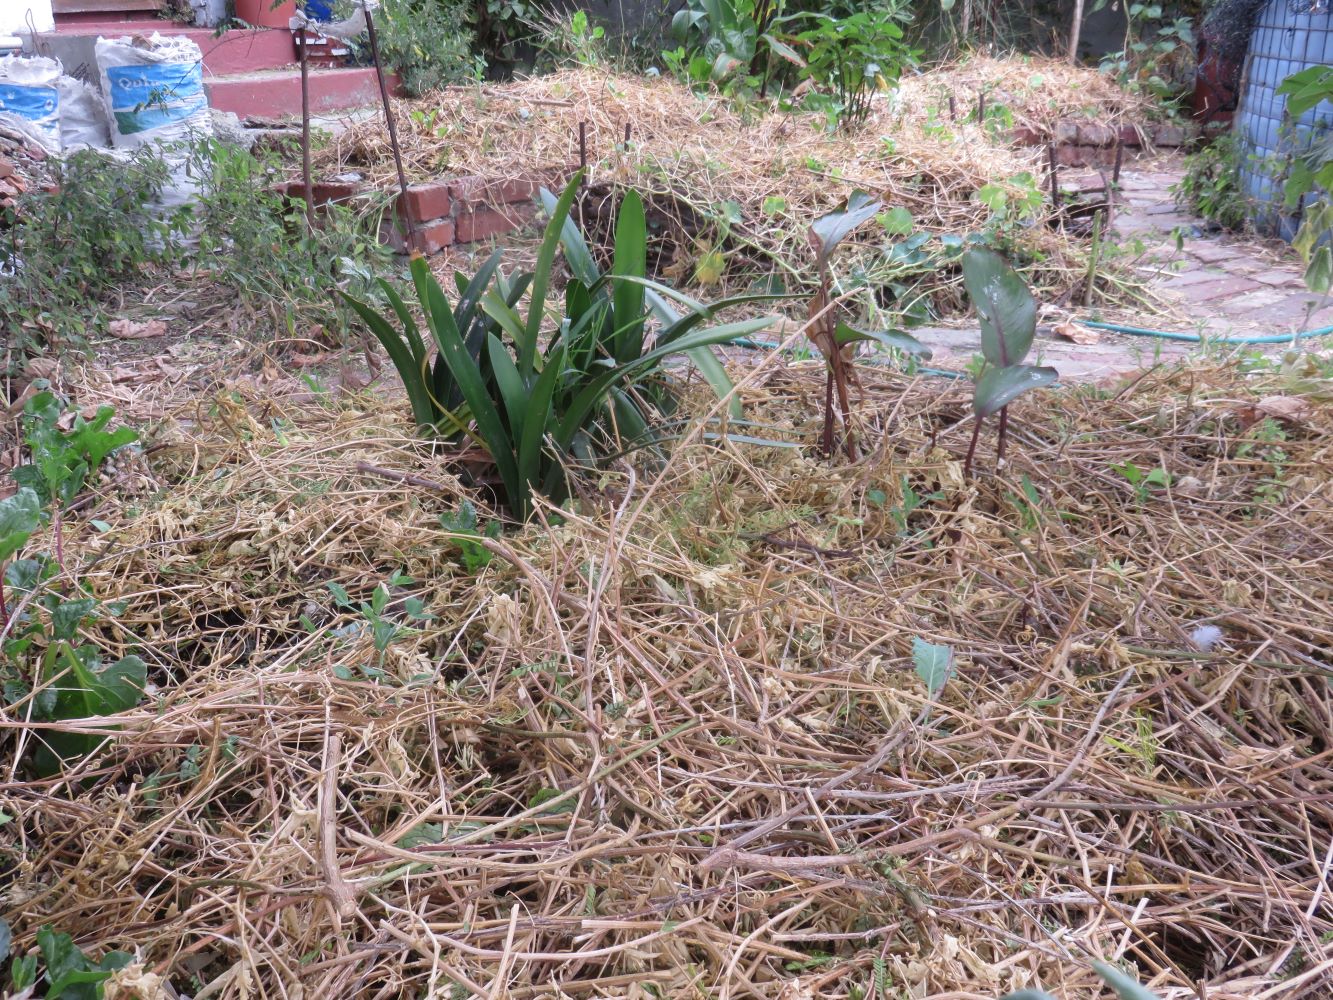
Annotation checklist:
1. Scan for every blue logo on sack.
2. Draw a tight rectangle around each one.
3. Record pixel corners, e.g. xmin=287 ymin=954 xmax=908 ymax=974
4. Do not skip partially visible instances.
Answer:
xmin=105 ymin=62 xmax=205 ymax=135
xmin=0 ymin=83 xmax=58 ymax=122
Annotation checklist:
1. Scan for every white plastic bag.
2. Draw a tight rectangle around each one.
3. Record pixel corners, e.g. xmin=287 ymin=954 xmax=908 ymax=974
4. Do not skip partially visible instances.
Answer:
xmin=95 ymin=34 xmax=213 ymax=213
xmin=58 ymin=75 xmax=110 ymax=151
xmin=0 ymin=55 xmax=62 ymax=155
xmin=95 ymin=33 xmax=212 ymax=149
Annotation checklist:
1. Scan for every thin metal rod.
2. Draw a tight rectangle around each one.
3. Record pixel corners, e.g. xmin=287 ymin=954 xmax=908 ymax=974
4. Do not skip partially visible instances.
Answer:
xmin=1047 ymin=142 xmax=1061 ymax=211
xmin=363 ymin=0 xmax=416 ymax=252
xmin=299 ymin=29 xmax=315 ymax=234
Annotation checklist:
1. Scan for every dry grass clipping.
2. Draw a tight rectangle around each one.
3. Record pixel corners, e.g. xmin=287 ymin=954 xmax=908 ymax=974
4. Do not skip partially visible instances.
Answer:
xmin=899 ymin=55 xmax=1169 ymax=133
xmin=0 ymin=345 xmax=1329 ymax=999
xmin=313 ymin=64 xmax=1122 ymax=309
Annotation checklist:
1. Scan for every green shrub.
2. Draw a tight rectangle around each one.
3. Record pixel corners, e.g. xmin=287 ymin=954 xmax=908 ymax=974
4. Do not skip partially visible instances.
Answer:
xmin=797 ymin=3 xmax=914 ymax=127
xmin=0 ymin=148 xmax=184 ymax=352
xmin=375 ymin=0 xmax=478 ymax=95
xmin=1174 ymin=133 xmax=1247 ymax=231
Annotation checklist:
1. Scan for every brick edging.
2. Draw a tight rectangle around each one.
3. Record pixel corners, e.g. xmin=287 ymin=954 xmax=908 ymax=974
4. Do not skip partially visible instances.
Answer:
xmin=277 ymin=167 xmax=569 ymax=254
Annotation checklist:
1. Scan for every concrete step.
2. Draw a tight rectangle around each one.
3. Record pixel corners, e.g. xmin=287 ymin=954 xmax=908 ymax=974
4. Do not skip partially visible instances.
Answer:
xmin=205 ymin=66 xmax=382 ymax=119
xmin=32 ymin=23 xmax=296 ymax=77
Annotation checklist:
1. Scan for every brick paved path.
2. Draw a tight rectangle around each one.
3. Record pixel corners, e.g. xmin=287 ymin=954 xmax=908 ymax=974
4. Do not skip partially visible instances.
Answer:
xmin=909 ymin=156 xmax=1333 ymax=382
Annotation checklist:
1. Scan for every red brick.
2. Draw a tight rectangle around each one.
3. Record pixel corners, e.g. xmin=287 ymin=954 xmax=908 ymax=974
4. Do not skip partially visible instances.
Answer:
xmin=447 ymin=175 xmax=488 ymax=205
xmin=448 ymin=175 xmax=541 ymax=206
xmin=416 ymin=219 xmax=455 ymax=253
xmin=1055 ymin=145 xmax=1091 ymax=167
xmin=309 ymin=180 xmax=360 ymax=204
xmin=1118 ymin=125 xmax=1145 ymax=147
xmin=454 ymin=204 xmax=537 ymax=244
xmin=1153 ymin=124 xmax=1191 ymax=148
xmin=400 ymin=181 xmax=451 ymax=222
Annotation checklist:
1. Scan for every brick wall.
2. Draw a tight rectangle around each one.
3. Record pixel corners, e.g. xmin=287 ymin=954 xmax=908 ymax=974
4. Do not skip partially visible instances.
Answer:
xmin=281 ymin=169 xmax=566 ymax=254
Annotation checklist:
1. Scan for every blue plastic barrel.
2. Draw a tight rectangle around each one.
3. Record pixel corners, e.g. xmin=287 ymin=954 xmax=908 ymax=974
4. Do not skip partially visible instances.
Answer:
xmin=1235 ymin=0 xmax=1333 ymax=239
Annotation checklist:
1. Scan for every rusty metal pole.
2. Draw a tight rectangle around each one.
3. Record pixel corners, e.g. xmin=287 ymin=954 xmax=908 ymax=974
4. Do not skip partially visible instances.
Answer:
xmin=298 ymin=28 xmax=315 ymax=234
xmin=363 ymin=0 xmax=417 ymax=252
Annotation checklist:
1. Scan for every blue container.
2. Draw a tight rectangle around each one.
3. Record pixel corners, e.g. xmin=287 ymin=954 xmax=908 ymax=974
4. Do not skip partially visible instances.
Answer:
xmin=1235 ymin=0 xmax=1333 ymax=240
xmin=303 ymin=0 xmax=334 ymax=21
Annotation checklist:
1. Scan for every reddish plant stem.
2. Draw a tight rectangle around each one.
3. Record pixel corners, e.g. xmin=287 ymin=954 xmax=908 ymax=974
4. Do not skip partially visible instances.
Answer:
xmin=964 ymin=417 xmax=984 ymax=478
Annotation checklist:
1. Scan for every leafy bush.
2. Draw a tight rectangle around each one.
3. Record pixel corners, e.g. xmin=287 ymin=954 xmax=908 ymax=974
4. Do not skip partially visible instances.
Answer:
xmin=668 ymin=0 xmax=805 ymax=93
xmin=797 ymin=4 xmax=914 ymax=127
xmin=345 ymin=174 xmax=774 ymax=519
xmin=0 ymin=148 xmax=184 ymax=352
xmin=1174 ymin=133 xmax=1246 ymax=231
xmin=374 ymin=0 xmax=479 ymax=95
xmin=1 ymin=392 xmax=146 ymax=778
xmin=1275 ymin=65 xmax=1333 ymax=294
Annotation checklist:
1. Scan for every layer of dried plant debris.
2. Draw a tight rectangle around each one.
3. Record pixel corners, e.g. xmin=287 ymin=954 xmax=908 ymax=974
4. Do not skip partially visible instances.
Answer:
xmin=0 ymin=344 xmax=1329 ymax=999
xmin=313 ymin=62 xmax=1148 ymax=315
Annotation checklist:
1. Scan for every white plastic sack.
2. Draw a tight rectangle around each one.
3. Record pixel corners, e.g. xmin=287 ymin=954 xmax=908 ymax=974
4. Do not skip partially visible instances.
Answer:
xmin=95 ymin=33 xmax=212 ymax=149
xmin=0 ymin=55 xmax=62 ymax=155
xmin=95 ymin=34 xmax=213 ymax=215
xmin=58 ymin=75 xmax=110 ymax=151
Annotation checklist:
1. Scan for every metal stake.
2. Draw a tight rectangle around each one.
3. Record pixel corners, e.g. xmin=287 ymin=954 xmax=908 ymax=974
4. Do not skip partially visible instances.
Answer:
xmin=363 ymin=0 xmax=417 ymax=252
xmin=1047 ymin=142 xmax=1061 ymax=212
xmin=298 ymin=28 xmax=315 ymax=234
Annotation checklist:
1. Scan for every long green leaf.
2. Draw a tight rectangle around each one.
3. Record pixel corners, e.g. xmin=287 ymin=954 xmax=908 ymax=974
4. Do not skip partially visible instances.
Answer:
xmin=525 ymin=173 xmax=585 ymax=375
xmin=555 ymin=317 xmax=773 ymax=449
xmin=430 ymin=305 xmax=522 ymax=510
xmin=973 ymin=363 xmax=1058 ymax=419
xmin=455 ymin=248 xmax=504 ymax=354
xmin=540 ymin=186 xmax=599 ymax=287
xmin=381 ymin=280 xmax=425 ymax=365
xmin=480 ymin=288 xmax=529 ymax=349
xmin=487 ymin=333 xmax=527 ymax=441
xmin=343 ymin=293 xmax=437 ymax=429
xmin=961 ymin=248 xmax=1037 ymax=367
xmin=412 ymin=255 xmax=465 ymax=357
xmin=518 ymin=345 xmax=566 ymax=512
xmin=648 ymin=288 xmax=744 ymax=420
xmin=834 ymin=321 xmax=931 ymax=357
xmin=612 ymin=191 xmax=648 ymax=363
xmin=685 ymin=346 xmax=741 ymax=418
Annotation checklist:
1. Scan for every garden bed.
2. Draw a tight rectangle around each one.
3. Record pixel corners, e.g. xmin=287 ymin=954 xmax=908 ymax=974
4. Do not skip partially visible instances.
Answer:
xmin=1 ymin=346 xmax=1328 ymax=999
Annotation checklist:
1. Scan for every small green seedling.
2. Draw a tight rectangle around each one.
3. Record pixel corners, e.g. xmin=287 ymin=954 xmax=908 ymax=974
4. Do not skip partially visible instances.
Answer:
xmin=439 ymin=501 xmax=502 ymax=573
xmin=959 ymin=248 xmax=1058 ymax=475
xmin=1111 ymin=461 xmax=1172 ymax=503
xmin=327 ymin=573 xmax=434 ymax=661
